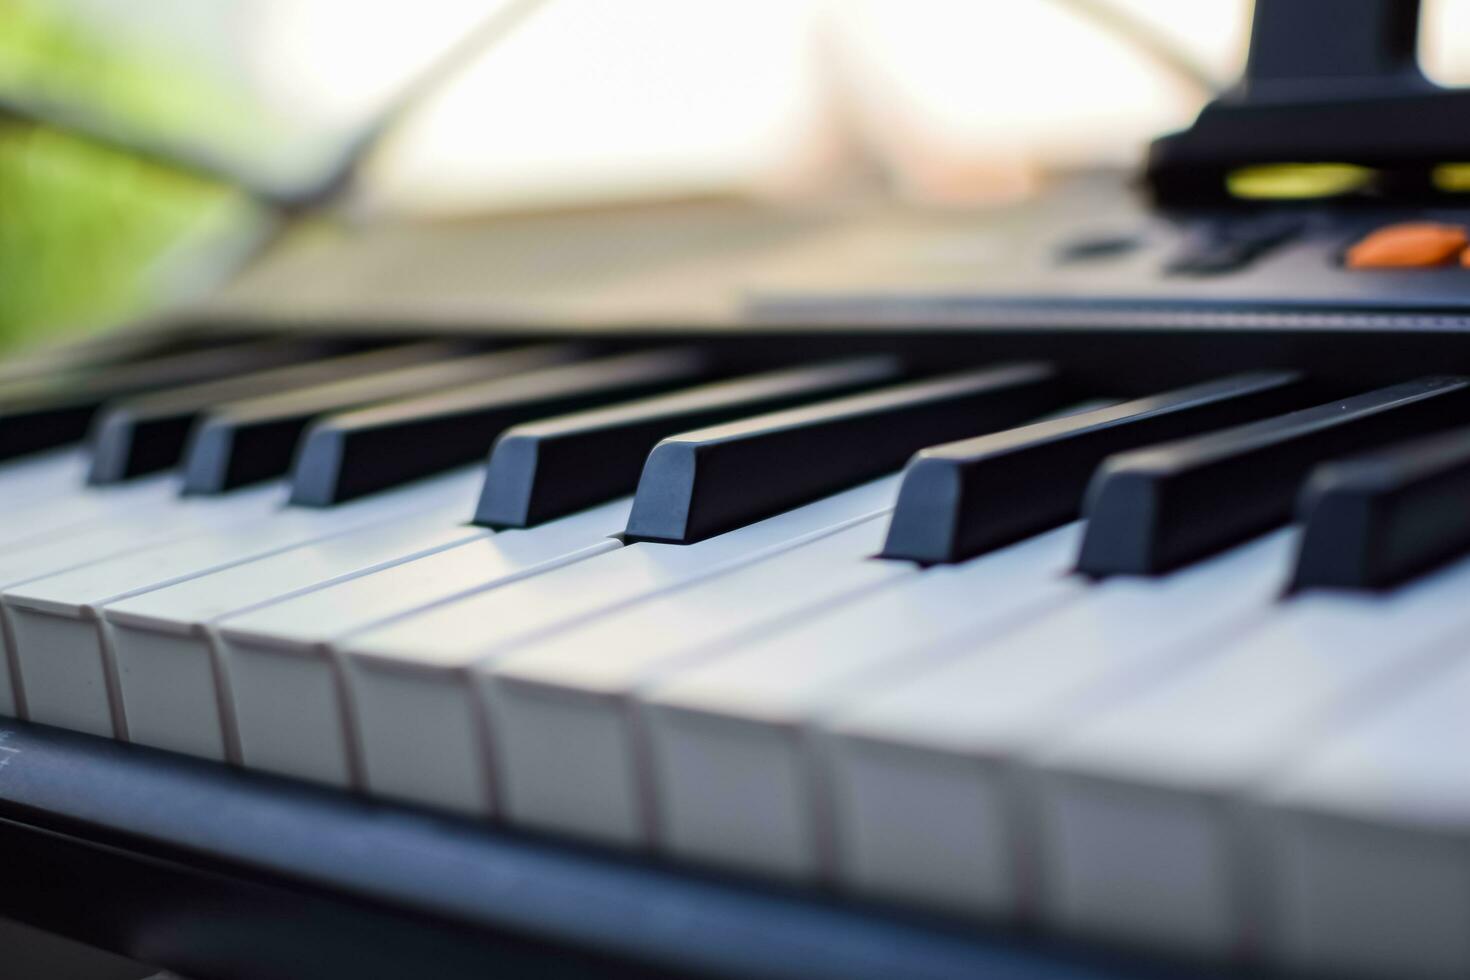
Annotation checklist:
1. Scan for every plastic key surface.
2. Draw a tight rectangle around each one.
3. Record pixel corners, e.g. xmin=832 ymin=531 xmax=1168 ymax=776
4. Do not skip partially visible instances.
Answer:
xmin=640 ymin=523 xmax=1083 ymax=882
xmin=1032 ymin=551 xmax=1470 ymax=957
xmin=1262 ymin=652 xmax=1470 ymax=980
xmin=882 ymin=371 xmax=1310 ymax=564
xmin=0 ymin=339 xmax=334 ymax=462
xmin=183 ymin=344 xmax=583 ymax=494
xmin=476 ymin=356 xmax=901 ymax=528
xmin=215 ymin=500 xmax=630 ymax=787
xmin=3 ymin=483 xmax=290 ymax=737
xmin=101 ymin=470 xmax=488 ymax=762
xmin=825 ymin=532 xmax=1291 ymax=922
xmin=0 ymin=475 xmax=186 ymax=551
xmin=0 ymin=484 xmax=289 ymax=718
xmin=484 ymin=517 xmax=909 ymax=845
xmin=1076 ymin=377 xmax=1470 ymax=576
xmin=291 ymin=349 xmax=707 ymax=506
xmin=1291 ymin=424 xmax=1470 ymax=592
xmin=87 ymin=342 xmax=464 ymax=484
xmin=623 ymin=363 xmax=1066 ymax=545
xmin=0 ymin=449 xmax=90 ymax=507
xmin=340 ymin=475 xmax=900 ymax=816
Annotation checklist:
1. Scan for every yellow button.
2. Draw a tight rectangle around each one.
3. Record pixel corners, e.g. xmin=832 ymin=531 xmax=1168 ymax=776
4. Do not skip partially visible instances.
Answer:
xmin=1346 ymin=222 xmax=1468 ymax=269
xmin=1226 ymin=163 xmax=1375 ymax=200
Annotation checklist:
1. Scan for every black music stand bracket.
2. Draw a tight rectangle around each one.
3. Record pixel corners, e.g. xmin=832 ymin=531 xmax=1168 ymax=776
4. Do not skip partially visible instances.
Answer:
xmin=1146 ymin=0 xmax=1470 ymax=204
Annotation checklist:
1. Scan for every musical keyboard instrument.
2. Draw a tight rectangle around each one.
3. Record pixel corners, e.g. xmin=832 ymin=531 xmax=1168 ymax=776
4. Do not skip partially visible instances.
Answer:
xmin=9 ymin=2 xmax=1470 ymax=976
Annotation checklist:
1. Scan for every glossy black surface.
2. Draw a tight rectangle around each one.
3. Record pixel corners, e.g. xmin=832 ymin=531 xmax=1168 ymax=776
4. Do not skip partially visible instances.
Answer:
xmin=1147 ymin=1 xmax=1470 ymax=205
xmin=882 ymin=371 xmax=1311 ymax=565
xmin=291 ymin=349 xmax=708 ymax=506
xmin=182 ymin=345 xmax=577 ymax=495
xmin=476 ymin=356 xmax=901 ymax=528
xmin=0 ymin=340 xmax=335 ymax=463
xmin=623 ymin=363 xmax=1067 ymax=545
xmin=1076 ymin=377 xmax=1470 ymax=576
xmin=1292 ymin=425 xmax=1470 ymax=590
xmin=87 ymin=343 xmax=460 ymax=484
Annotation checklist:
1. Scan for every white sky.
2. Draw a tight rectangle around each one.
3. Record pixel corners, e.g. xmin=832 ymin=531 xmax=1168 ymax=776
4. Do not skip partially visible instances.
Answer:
xmin=28 ymin=0 xmax=1470 ymax=214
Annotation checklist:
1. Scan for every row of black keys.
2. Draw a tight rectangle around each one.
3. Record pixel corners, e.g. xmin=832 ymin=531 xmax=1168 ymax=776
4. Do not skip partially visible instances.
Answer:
xmin=6 ymin=332 xmax=1469 ymax=592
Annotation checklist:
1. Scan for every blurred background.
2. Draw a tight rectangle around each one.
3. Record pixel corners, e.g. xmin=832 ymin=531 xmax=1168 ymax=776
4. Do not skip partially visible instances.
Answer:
xmin=4 ymin=0 xmax=1470 ymax=350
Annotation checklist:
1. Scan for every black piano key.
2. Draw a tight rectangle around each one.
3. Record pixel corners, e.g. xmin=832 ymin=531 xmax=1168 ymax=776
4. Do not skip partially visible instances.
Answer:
xmin=291 ymin=349 xmax=710 ymax=506
xmin=475 ymin=356 xmax=904 ymax=529
xmin=87 ymin=342 xmax=468 ymax=484
xmin=1076 ymin=376 xmax=1470 ymax=577
xmin=0 ymin=339 xmax=338 ymax=462
xmin=182 ymin=345 xmax=584 ymax=495
xmin=1290 ymin=426 xmax=1470 ymax=591
xmin=622 ymin=363 xmax=1068 ymax=545
xmin=881 ymin=370 xmax=1311 ymax=565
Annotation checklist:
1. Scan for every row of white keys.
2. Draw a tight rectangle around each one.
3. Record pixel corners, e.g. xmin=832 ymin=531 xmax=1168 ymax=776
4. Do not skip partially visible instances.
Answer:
xmin=3 ymin=469 xmax=484 ymax=741
xmin=105 ymin=517 xmax=489 ymax=764
xmin=820 ymin=531 xmax=1294 ymax=921
xmin=480 ymin=516 xmax=913 ymax=847
xmin=0 ymin=448 xmax=91 ymax=506
xmin=213 ymin=498 xmax=631 ymax=789
xmin=1031 ymin=547 xmax=1470 ymax=959
xmin=0 ymin=464 xmax=476 ymax=728
xmin=0 ymin=480 xmax=290 ymax=723
xmin=338 ymin=475 xmax=901 ymax=816
xmin=0 ymin=513 xmax=220 ymax=717
xmin=1261 ymin=651 xmax=1470 ymax=980
xmin=0 ymin=470 xmax=187 ymax=551
xmin=639 ymin=523 xmax=1083 ymax=883
xmin=2 ymin=481 xmax=295 ymax=734
xmin=90 ymin=466 xmax=488 ymax=760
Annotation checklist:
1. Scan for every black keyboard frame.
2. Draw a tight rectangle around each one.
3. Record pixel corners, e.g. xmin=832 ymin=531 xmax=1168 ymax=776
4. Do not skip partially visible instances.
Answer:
xmin=156 ymin=319 xmax=1470 ymax=409
xmin=0 ymin=719 xmax=1245 ymax=980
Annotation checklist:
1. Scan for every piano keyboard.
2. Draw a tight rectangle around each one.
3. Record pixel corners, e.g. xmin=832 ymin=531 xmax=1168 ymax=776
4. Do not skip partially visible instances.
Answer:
xmin=4 ymin=334 xmax=1470 ymax=979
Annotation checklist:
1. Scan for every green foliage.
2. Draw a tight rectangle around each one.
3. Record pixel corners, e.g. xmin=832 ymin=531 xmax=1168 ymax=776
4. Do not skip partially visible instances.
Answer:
xmin=0 ymin=122 xmax=248 ymax=346
xmin=0 ymin=0 xmax=259 ymax=349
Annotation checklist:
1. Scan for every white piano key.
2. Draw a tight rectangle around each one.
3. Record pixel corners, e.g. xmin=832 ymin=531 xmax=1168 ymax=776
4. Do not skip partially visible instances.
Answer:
xmin=1261 ymin=651 xmax=1470 ymax=980
xmin=0 ymin=518 xmax=215 ymax=718
xmin=639 ymin=524 xmax=1082 ymax=883
xmin=0 ymin=490 xmax=282 ymax=719
xmin=8 ymin=482 xmax=419 ymax=740
xmin=216 ymin=499 xmax=629 ymax=788
xmin=105 ymin=521 xmax=486 ymax=764
xmin=339 ymin=476 xmax=899 ymax=816
xmin=102 ymin=472 xmax=487 ymax=762
xmin=354 ymin=476 xmax=900 ymax=670
xmin=3 ymin=483 xmax=289 ymax=738
xmin=1031 ymin=547 xmax=1470 ymax=958
xmin=0 ymin=473 xmax=183 ymax=550
xmin=14 ymin=468 xmax=475 ymax=626
xmin=822 ymin=531 xmax=1293 ymax=922
xmin=481 ymin=516 xmax=907 ymax=847
xmin=0 ymin=448 xmax=89 ymax=505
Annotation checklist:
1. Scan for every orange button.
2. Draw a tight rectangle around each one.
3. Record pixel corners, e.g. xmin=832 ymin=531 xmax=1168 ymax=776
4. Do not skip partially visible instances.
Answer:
xmin=1346 ymin=222 xmax=1468 ymax=268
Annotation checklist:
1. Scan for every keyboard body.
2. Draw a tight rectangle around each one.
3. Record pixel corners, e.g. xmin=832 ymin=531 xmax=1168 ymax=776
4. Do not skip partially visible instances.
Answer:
xmin=4 ymin=173 xmax=1470 ymax=980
